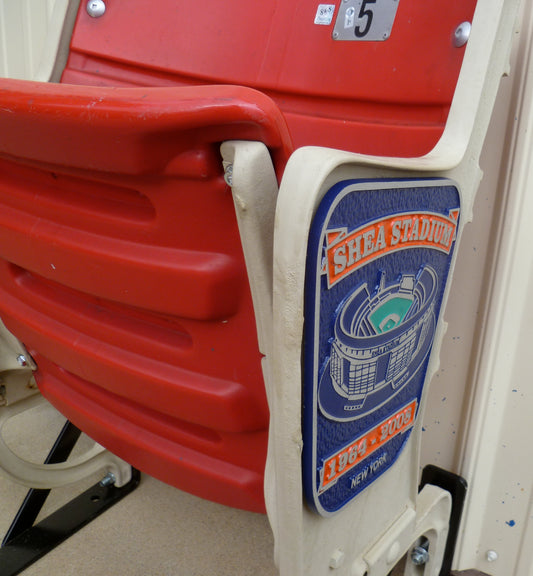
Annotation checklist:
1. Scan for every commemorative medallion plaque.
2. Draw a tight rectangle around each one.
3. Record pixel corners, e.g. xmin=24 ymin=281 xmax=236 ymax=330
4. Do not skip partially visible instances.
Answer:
xmin=303 ymin=179 xmax=461 ymax=515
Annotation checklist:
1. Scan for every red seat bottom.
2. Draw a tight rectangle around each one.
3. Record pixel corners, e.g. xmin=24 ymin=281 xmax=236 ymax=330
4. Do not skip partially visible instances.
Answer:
xmin=35 ymin=354 xmax=268 ymax=513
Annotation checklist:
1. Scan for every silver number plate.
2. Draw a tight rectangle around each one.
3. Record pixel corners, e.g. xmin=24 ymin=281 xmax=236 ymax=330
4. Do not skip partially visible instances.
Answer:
xmin=333 ymin=0 xmax=400 ymax=41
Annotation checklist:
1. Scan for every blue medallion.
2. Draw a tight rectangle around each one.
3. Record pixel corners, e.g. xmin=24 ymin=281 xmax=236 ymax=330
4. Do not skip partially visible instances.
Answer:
xmin=303 ymin=178 xmax=461 ymax=515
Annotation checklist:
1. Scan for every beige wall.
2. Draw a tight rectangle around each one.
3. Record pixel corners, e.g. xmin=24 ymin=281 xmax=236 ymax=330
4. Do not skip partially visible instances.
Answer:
xmin=0 ymin=0 xmax=72 ymax=81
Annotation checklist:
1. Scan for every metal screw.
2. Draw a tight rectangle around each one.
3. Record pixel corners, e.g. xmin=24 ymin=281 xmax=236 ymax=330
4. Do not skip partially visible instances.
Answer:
xmin=87 ymin=0 xmax=106 ymax=18
xmin=224 ymin=164 xmax=233 ymax=187
xmin=333 ymin=31 xmax=339 ymax=39
xmin=486 ymin=550 xmax=499 ymax=562
xmin=16 ymin=354 xmax=28 ymax=367
xmin=411 ymin=540 xmax=430 ymax=566
xmin=99 ymin=472 xmax=116 ymax=487
xmin=454 ymin=21 xmax=471 ymax=48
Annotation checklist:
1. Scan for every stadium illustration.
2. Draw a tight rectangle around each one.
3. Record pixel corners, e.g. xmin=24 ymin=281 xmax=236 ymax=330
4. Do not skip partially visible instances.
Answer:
xmin=318 ymin=265 xmax=438 ymax=420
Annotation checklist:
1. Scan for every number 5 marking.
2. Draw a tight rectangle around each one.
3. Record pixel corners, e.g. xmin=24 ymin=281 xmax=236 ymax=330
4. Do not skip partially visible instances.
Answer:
xmin=354 ymin=0 xmax=377 ymax=38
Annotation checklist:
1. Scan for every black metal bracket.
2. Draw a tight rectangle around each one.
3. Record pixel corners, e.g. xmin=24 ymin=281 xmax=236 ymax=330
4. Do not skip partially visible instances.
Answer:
xmin=0 ymin=421 xmax=140 ymax=576
xmin=420 ymin=465 xmax=468 ymax=576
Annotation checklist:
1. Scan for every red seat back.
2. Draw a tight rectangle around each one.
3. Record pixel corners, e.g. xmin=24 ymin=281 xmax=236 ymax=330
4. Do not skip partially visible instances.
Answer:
xmin=62 ymin=0 xmax=476 ymax=156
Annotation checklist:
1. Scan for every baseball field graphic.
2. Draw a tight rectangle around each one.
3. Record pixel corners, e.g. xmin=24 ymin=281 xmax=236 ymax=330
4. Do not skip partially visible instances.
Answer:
xmin=319 ymin=266 xmax=437 ymax=420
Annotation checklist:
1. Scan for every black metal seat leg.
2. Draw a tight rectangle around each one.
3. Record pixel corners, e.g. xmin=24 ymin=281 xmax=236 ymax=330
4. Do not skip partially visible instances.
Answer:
xmin=0 ymin=420 xmax=140 ymax=576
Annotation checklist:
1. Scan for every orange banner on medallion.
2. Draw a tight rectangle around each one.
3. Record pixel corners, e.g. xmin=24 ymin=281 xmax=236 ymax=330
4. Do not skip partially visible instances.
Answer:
xmin=326 ymin=209 xmax=459 ymax=287
xmin=320 ymin=399 xmax=417 ymax=493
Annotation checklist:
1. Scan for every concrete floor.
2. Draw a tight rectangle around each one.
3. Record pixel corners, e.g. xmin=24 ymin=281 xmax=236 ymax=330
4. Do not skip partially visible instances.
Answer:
xmin=0 ymin=401 xmax=278 ymax=576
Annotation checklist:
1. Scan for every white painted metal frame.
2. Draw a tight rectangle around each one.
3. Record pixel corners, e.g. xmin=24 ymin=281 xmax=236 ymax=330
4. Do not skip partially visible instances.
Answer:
xmin=0 ymin=394 xmax=133 ymax=489
xmin=223 ymin=1 xmax=522 ymax=575
xmin=0 ymin=317 xmax=132 ymax=489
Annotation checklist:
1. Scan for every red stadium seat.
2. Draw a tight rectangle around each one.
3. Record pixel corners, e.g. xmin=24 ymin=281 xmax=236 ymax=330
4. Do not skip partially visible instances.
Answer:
xmin=0 ymin=0 xmax=475 ymax=512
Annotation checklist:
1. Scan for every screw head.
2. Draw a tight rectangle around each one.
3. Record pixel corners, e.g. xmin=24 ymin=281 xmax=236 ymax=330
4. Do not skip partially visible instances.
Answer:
xmin=224 ymin=164 xmax=233 ymax=187
xmin=87 ymin=0 xmax=106 ymax=18
xmin=454 ymin=21 xmax=471 ymax=48
xmin=99 ymin=472 xmax=116 ymax=487
xmin=411 ymin=545 xmax=430 ymax=566
xmin=486 ymin=550 xmax=498 ymax=562
xmin=16 ymin=354 xmax=28 ymax=367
